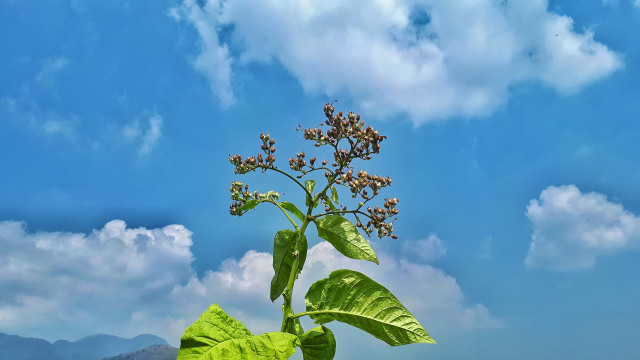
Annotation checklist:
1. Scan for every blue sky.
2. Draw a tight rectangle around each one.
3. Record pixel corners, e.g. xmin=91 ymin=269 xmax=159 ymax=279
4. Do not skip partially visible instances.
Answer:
xmin=1 ymin=0 xmax=640 ymax=359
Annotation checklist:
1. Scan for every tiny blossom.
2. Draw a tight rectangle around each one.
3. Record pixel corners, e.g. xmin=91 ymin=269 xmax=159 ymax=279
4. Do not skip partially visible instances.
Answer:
xmin=229 ymin=132 xmax=279 ymax=174
xmin=229 ymin=181 xmax=280 ymax=216
xmin=297 ymin=104 xmax=387 ymax=170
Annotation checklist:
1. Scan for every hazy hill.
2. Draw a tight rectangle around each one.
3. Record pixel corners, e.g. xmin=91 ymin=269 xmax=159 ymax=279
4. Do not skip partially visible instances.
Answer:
xmin=0 ymin=333 xmax=64 ymax=360
xmin=0 ymin=333 xmax=169 ymax=360
xmin=102 ymin=345 xmax=178 ymax=360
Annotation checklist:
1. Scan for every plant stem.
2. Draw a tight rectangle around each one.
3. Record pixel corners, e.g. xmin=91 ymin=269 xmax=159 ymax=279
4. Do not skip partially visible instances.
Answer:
xmin=257 ymin=165 xmax=312 ymax=199
xmin=267 ymin=200 xmax=299 ymax=230
xmin=314 ymin=209 xmax=371 ymax=219
xmin=280 ymin=216 xmax=311 ymax=332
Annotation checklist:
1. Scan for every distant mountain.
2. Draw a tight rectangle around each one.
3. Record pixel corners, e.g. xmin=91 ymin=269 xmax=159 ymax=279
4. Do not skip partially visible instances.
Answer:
xmin=0 ymin=333 xmax=64 ymax=360
xmin=0 ymin=333 xmax=169 ymax=360
xmin=102 ymin=345 xmax=178 ymax=360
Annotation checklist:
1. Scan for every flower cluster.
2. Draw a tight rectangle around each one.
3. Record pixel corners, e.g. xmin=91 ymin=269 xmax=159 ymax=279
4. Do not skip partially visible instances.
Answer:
xmin=288 ymin=151 xmax=329 ymax=178
xmin=288 ymin=150 xmax=329 ymax=179
xmin=357 ymin=197 xmax=399 ymax=238
xmin=297 ymin=103 xmax=387 ymax=168
xmin=229 ymin=133 xmax=277 ymax=174
xmin=229 ymin=181 xmax=280 ymax=216
xmin=289 ymin=151 xmax=307 ymax=172
xmin=335 ymin=169 xmax=392 ymax=199
xmin=228 ymin=104 xmax=400 ymax=239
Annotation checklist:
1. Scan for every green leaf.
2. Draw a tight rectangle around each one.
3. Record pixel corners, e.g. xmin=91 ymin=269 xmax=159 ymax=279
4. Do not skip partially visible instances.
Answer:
xmin=178 ymin=304 xmax=300 ymax=360
xmin=305 ymin=180 xmax=316 ymax=207
xmin=280 ymin=201 xmax=305 ymax=223
xmin=322 ymin=195 xmax=339 ymax=212
xmin=285 ymin=317 xmax=304 ymax=336
xmin=299 ymin=326 xmax=336 ymax=360
xmin=305 ymin=270 xmax=435 ymax=346
xmin=330 ymin=186 xmax=339 ymax=205
xmin=314 ymin=215 xmax=378 ymax=264
xmin=178 ymin=303 xmax=253 ymax=360
xmin=305 ymin=180 xmax=316 ymax=194
xmin=202 ymin=332 xmax=299 ymax=360
xmin=237 ymin=199 xmax=259 ymax=212
xmin=270 ymin=230 xmax=308 ymax=301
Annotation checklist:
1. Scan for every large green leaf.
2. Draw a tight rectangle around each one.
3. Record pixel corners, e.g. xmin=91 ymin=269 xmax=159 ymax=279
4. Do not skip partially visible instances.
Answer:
xmin=314 ymin=215 xmax=378 ymax=264
xmin=280 ymin=201 xmax=305 ymax=223
xmin=305 ymin=270 xmax=435 ymax=346
xmin=178 ymin=304 xmax=299 ymax=360
xmin=201 ymin=332 xmax=299 ymax=360
xmin=178 ymin=303 xmax=253 ymax=360
xmin=270 ymin=230 xmax=308 ymax=301
xmin=299 ymin=326 xmax=336 ymax=360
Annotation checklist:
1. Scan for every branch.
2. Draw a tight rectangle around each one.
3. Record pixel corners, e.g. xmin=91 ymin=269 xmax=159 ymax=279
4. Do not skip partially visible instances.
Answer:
xmin=266 ymin=200 xmax=299 ymax=230
xmin=255 ymin=165 xmax=312 ymax=199
xmin=313 ymin=209 xmax=371 ymax=220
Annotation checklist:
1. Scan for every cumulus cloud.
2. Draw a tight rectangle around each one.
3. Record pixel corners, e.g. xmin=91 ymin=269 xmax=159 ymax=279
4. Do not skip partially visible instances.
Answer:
xmin=0 ymin=220 xmax=194 ymax=342
xmin=0 ymin=220 xmax=501 ymax=346
xmin=123 ymin=113 xmax=164 ymax=155
xmin=171 ymin=0 xmax=621 ymax=123
xmin=170 ymin=241 xmax=503 ymax=341
xmin=525 ymin=185 xmax=640 ymax=270
xmin=402 ymin=234 xmax=447 ymax=262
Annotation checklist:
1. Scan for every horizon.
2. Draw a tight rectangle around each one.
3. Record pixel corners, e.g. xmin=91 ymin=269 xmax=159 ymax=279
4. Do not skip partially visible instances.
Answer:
xmin=0 ymin=332 xmax=167 ymax=343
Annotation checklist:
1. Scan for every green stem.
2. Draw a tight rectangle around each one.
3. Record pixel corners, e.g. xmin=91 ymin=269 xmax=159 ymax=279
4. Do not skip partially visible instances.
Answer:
xmin=257 ymin=165 xmax=312 ymax=199
xmin=280 ymin=216 xmax=312 ymax=332
xmin=313 ymin=169 xmax=341 ymax=208
xmin=289 ymin=310 xmax=327 ymax=320
xmin=314 ymin=209 xmax=371 ymax=219
xmin=267 ymin=200 xmax=299 ymax=230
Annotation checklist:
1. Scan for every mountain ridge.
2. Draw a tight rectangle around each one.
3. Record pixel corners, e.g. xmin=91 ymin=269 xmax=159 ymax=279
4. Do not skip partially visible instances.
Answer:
xmin=0 ymin=332 xmax=172 ymax=360
xmin=102 ymin=345 xmax=178 ymax=360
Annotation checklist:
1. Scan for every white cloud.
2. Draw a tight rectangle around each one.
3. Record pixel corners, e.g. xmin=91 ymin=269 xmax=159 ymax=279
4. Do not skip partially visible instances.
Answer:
xmin=170 ymin=0 xmax=234 ymax=106
xmin=123 ymin=113 xmax=164 ymax=155
xmin=525 ymin=185 xmax=640 ymax=270
xmin=402 ymin=234 xmax=447 ymax=262
xmin=478 ymin=236 xmax=493 ymax=259
xmin=0 ymin=220 xmax=501 ymax=347
xmin=605 ymin=0 xmax=640 ymax=7
xmin=1 ymin=57 xmax=78 ymax=141
xmin=168 ymin=241 xmax=505 ymax=342
xmin=302 ymin=242 xmax=504 ymax=331
xmin=171 ymin=0 xmax=621 ymax=124
xmin=35 ymin=56 xmax=70 ymax=88
xmin=0 ymin=96 xmax=79 ymax=139
xmin=1 ymin=96 xmax=163 ymax=155
xmin=0 ymin=220 xmax=194 ymax=342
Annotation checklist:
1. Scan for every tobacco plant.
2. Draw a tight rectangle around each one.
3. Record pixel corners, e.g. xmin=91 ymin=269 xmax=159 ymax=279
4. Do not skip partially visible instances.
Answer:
xmin=178 ymin=104 xmax=435 ymax=360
